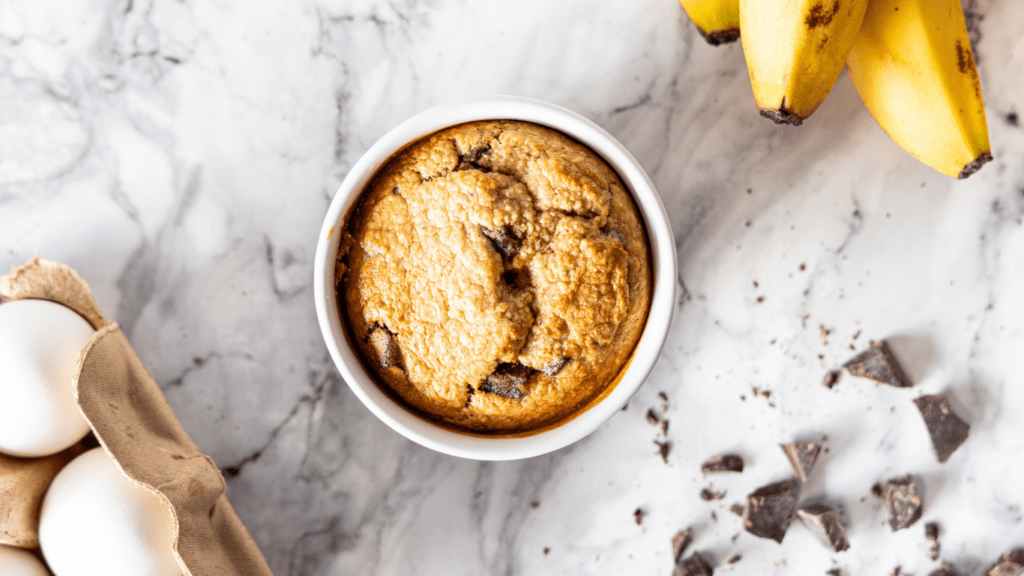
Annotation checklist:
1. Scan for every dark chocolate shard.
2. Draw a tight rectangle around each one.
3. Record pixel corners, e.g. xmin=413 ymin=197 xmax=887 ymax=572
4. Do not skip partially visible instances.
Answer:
xmin=646 ymin=409 xmax=660 ymax=425
xmin=655 ymin=440 xmax=671 ymax=464
xmin=913 ymin=394 xmax=970 ymax=463
xmin=368 ymin=324 xmax=403 ymax=370
xmin=671 ymin=530 xmax=693 ymax=564
xmin=926 ymin=522 xmax=940 ymax=561
xmin=930 ymin=564 xmax=959 ymax=576
xmin=797 ymin=503 xmax=850 ymax=552
xmin=843 ymin=340 xmax=913 ymax=387
xmin=781 ymin=442 xmax=821 ymax=483
xmin=455 ymin=145 xmax=491 ymax=172
xmin=674 ymin=553 xmax=714 ymax=576
xmin=743 ymin=478 xmax=800 ymax=543
xmin=479 ymin=362 xmax=532 ymax=399
xmin=700 ymin=487 xmax=726 ymax=501
xmin=482 ymin=226 xmax=520 ymax=260
xmin=881 ymin=475 xmax=923 ymax=531
xmin=701 ymin=454 xmax=744 ymax=474
xmin=541 ymin=356 xmax=569 ymax=376
xmin=989 ymin=560 xmax=1024 ymax=576
xmin=822 ymin=369 xmax=841 ymax=389
xmin=634 ymin=508 xmax=644 ymax=525
xmin=728 ymin=554 xmax=742 ymax=564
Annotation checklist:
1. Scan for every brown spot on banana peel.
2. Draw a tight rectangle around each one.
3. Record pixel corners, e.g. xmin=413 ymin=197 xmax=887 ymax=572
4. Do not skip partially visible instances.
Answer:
xmin=759 ymin=97 xmax=804 ymax=126
xmin=698 ymin=27 xmax=740 ymax=46
xmin=958 ymin=152 xmax=993 ymax=179
xmin=805 ymin=1 xmax=841 ymax=28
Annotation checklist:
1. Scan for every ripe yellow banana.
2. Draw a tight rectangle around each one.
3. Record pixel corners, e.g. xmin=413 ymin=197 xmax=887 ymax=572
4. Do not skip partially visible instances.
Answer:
xmin=846 ymin=0 xmax=991 ymax=178
xmin=740 ymin=0 xmax=869 ymax=125
xmin=679 ymin=0 xmax=740 ymax=45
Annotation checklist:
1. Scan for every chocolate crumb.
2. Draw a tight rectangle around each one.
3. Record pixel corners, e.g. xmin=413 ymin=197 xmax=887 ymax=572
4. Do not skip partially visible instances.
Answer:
xmin=1007 ymin=112 xmax=1019 ymax=127
xmin=744 ymin=478 xmax=800 ymax=543
xmin=671 ymin=530 xmax=693 ymax=564
xmin=930 ymin=564 xmax=959 ymax=576
xmin=659 ymin=391 xmax=669 ymax=403
xmin=728 ymin=554 xmax=742 ymax=564
xmin=700 ymin=487 xmax=727 ymax=501
xmin=891 ymin=568 xmax=902 ymax=576
xmin=781 ymin=442 xmax=821 ymax=483
xmin=730 ymin=504 xmax=745 ymax=517
xmin=479 ymin=362 xmax=532 ymax=399
xmin=661 ymin=420 xmax=670 ymax=437
xmin=710 ymin=510 xmax=717 ymax=522
xmin=880 ymin=475 xmax=923 ymax=531
xmin=530 ymin=501 xmax=540 ymax=509
xmin=646 ymin=409 xmax=660 ymax=425
xmin=674 ymin=553 xmax=714 ymax=576
xmin=843 ymin=340 xmax=913 ymax=387
xmin=797 ymin=503 xmax=850 ymax=552
xmin=871 ymin=483 xmax=884 ymax=498
xmin=926 ymin=522 xmax=940 ymax=561
xmin=827 ymin=570 xmax=842 ymax=576
xmin=914 ymin=394 xmax=970 ymax=463
xmin=543 ymin=547 xmax=550 ymax=556
xmin=655 ymin=440 xmax=672 ymax=464
xmin=701 ymin=454 xmax=744 ymax=474
xmin=822 ymin=370 xmax=841 ymax=389
xmin=634 ymin=508 xmax=644 ymax=525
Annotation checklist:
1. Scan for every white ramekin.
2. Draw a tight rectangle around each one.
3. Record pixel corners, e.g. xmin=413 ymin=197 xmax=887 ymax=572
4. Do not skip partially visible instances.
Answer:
xmin=313 ymin=96 xmax=676 ymax=461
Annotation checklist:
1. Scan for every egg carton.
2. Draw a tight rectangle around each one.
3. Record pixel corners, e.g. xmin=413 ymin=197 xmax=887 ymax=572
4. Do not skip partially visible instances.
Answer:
xmin=0 ymin=257 xmax=273 ymax=576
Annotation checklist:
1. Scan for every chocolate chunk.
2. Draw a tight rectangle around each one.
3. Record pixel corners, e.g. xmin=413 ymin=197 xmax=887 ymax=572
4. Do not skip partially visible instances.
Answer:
xmin=634 ymin=508 xmax=644 ymax=525
xmin=482 ymin=226 xmax=520 ymax=260
xmin=728 ymin=554 xmax=742 ymax=564
xmin=843 ymin=340 xmax=913 ymax=387
xmin=797 ymin=503 xmax=850 ymax=552
xmin=701 ymin=454 xmax=744 ymax=474
xmin=827 ymin=570 xmax=842 ymax=576
xmin=930 ymin=565 xmax=959 ymax=576
xmin=671 ymin=530 xmax=693 ymax=564
xmin=926 ymin=522 xmax=940 ymax=561
xmin=913 ymin=394 xmax=970 ymax=463
xmin=479 ymin=362 xmax=532 ymax=399
xmin=541 ymin=356 xmax=569 ymax=376
xmin=729 ymin=504 xmax=745 ymax=517
xmin=646 ymin=409 xmax=660 ymax=425
xmin=674 ymin=553 xmax=714 ymax=576
xmin=743 ymin=478 xmax=800 ymax=543
xmin=655 ymin=440 xmax=672 ymax=464
xmin=989 ymin=559 xmax=1024 ymax=576
xmin=781 ymin=442 xmax=821 ymax=483
xmin=880 ymin=475 xmax=923 ymax=531
xmin=1004 ymin=549 xmax=1024 ymax=566
xmin=700 ymin=487 xmax=726 ymax=501
xmin=822 ymin=370 xmax=841 ymax=389
xmin=368 ymin=324 xmax=402 ymax=370
xmin=456 ymin=145 xmax=491 ymax=172
xmin=501 ymin=268 xmax=530 ymax=291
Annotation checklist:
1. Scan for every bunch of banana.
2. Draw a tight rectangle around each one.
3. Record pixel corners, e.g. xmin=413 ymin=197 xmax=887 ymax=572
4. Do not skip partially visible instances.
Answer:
xmin=675 ymin=0 xmax=992 ymax=179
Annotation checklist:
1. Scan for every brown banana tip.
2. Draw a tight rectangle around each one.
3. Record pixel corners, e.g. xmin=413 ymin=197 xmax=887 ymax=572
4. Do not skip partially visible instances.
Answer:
xmin=700 ymin=28 xmax=740 ymax=46
xmin=957 ymin=152 xmax=993 ymax=179
xmin=759 ymin=108 xmax=803 ymax=126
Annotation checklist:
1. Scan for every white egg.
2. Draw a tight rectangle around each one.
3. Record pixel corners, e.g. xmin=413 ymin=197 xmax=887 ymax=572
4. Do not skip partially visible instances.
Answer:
xmin=39 ymin=447 xmax=181 ymax=576
xmin=0 ymin=545 xmax=52 ymax=576
xmin=0 ymin=299 xmax=94 ymax=458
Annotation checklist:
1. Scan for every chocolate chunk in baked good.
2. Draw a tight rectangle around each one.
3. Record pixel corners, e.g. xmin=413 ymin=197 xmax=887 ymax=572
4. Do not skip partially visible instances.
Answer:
xmin=479 ymin=363 xmax=532 ymax=399
xmin=930 ymin=564 xmax=959 ymax=576
xmin=843 ymin=341 xmax=912 ymax=387
xmin=913 ymin=394 xmax=970 ymax=463
xmin=368 ymin=324 xmax=403 ymax=370
xmin=701 ymin=454 xmax=744 ymax=474
xmin=781 ymin=442 xmax=821 ymax=483
xmin=671 ymin=530 xmax=693 ymax=564
xmin=743 ymin=478 xmax=800 ymax=543
xmin=880 ymin=475 xmax=923 ymax=531
xmin=926 ymin=522 xmax=941 ymax=561
xmin=674 ymin=553 xmax=714 ymax=576
xmin=988 ymin=549 xmax=1024 ymax=576
xmin=481 ymin=225 xmax=521 ymax=260
xmin=797 ymin=503 xmax=850 ymax=552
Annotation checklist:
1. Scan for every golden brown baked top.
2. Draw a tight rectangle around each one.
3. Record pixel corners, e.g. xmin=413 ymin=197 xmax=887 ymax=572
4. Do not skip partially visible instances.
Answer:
xmin=336 ymin=120 xmax=651 ymax=433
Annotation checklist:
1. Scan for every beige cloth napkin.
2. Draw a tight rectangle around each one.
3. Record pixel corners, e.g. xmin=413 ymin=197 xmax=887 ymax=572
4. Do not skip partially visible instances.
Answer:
xmin=0 ymin=258 xmax=273 ymax=576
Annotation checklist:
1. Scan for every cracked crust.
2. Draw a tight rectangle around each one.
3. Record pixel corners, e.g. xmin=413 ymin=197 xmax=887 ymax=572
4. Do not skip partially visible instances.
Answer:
xmin=336 ymin=120 xmax=651 ymax=433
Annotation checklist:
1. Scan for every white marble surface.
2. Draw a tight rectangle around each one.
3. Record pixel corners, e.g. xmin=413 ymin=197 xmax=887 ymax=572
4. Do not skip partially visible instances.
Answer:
xmin=3 ymin=0 xmax=1024 ymax=574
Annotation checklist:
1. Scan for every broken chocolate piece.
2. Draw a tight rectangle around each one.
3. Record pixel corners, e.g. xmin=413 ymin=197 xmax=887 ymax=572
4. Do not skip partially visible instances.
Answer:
xmin=743 ymin=478 xmax=800 ymax=543
xmin=368 ymin=324 xmax=403 ymax=370
xmin=728 ymin=554 xmax=742 ymax=564
xmin=926 ymin=522 xmax=940 ymax=561
xmin=674 ymin=553 xmax=714 ymax=576
xmin=729 ymin=504 xmax=745 ymax=517
xmin=989 ymin=560 xmax=1024 ymax=576
xmin=700 ymin=487 xmax=726 ymax=501
xmin=797 ymin=503 xmax=850 ymax=552
xmin=646 ymin=409 xmax=660 ymax=425
xmin=479 ymin=362 xmax=531 ymax=399
xmin=634 ymin=508 xmax=644 ymax=525
xmin=781 ymin=442 xmax=821 ymax=483
xmin=541 ymin=356 xmax=569 ymax=376
xmin=843 ymin=340 xmax=913 ymax=387
xmin=913 ymin=394 xmax=970 ymax=463
xmin=827 ymin=570 xmax=842 ymax=576
xmin=701 ymin=454 xmax=744 ymax=474
xmin=671 ymin=530 xmax=693 ymax=564
xmin=880 ymin=475 xmax=923 ymax=531
xmin=655 ymin=440 xmax=671 ymax=464
xmin=482 ymin=226 xmax=520 ymax=260
xmin=822 ymin=370 xmax=841 ymax=389
xmin=1004 ymin=550 xmax=1024 ymax=566
xmin=930 ymin=565 xmax=959 ymax=576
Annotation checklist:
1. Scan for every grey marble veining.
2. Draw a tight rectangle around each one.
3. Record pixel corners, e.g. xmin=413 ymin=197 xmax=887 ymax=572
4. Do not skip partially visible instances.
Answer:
xmin=2 ymin=0 xmax=1024 ymax=574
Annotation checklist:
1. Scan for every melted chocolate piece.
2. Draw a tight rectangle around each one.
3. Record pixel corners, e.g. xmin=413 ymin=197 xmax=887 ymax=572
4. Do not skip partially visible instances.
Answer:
xmin=744 ymin=478 xmax=800 ymax=543
xmin=701 ymin=454 xmax=744 ymax=474
xmin=881 ymin=475 xmax=923 ymax=531
xmin=913 ymin=394 xmax=970 ymax=463
xmin=797 ymin=503 xmax=850 ymax=552
xmin=844 ymin=341 xmax=913 ymax=387
xmin=482 ymin=226 xmax=520 ymax=260
xmin=368 ymin=324 xmax=402 ymax=370
xmin=781 ymin=442 xmax=821 ymax=483
xmin=478 ymin=362 xmax=532 ymax=399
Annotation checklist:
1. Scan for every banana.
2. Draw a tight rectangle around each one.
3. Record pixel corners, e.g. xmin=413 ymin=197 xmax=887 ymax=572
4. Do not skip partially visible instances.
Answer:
xmin=846 ymin=0 xmax=991 ymax=178
xmin=740 ymin=0 xmax=869 ymax=125
xmin=679 ymin=0 xmax=740 ymax=45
